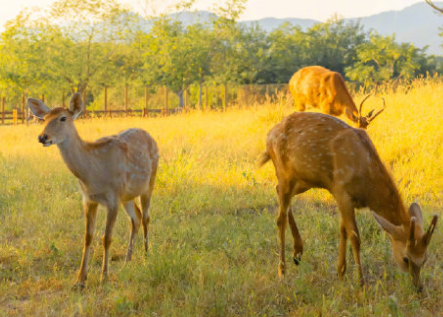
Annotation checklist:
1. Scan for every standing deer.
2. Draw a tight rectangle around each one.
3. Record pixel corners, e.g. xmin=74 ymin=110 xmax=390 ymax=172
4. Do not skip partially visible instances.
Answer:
xmin=289 ymin=66 xmax=384 ymax=129
xmin=28 ymin=93 xmax=159 ymax=288
xmin=259 ymin=111 xmax=438 ymax=290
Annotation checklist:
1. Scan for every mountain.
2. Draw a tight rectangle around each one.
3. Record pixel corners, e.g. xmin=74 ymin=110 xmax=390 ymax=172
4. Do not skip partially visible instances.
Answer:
xmin=349 ymin=2 xmax=443 ymax=55
xmin=240 ymin=17 xmax=318 ymax=31
xmin=170 ymin=3 xmax=443 ymax=55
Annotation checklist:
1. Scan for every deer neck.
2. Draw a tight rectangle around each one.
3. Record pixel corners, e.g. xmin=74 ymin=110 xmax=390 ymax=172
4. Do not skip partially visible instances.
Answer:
xmin=56 ymin=126 xmax=96 ymax=184
xmin=374 ymin=193 xmax=410 ymax=229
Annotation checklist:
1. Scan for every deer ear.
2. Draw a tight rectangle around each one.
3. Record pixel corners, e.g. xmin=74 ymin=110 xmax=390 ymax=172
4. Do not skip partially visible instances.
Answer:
xmin=408 ymin=203 xmax=423 ymax=226
xmin=27 ymin=98 xmax=50 ymax=119
xmin=69 ymin=93 xmax=84 ymax=120
xmin=345 ymin=107 xmax=358 ymax=122
xmin=372 ymin=211 xmax=403 ymax=239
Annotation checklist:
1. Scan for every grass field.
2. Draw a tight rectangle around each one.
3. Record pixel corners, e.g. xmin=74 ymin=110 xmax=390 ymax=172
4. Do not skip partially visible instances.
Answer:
xmin=1 ymin=78 xmax=443 ymax=316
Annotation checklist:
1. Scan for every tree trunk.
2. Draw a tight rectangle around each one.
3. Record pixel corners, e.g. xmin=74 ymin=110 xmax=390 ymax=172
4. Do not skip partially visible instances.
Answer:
xmin=198 ymin=78 xmax=203 ymax=111
xmin=176 ymin=89 xmax=185 ymax=108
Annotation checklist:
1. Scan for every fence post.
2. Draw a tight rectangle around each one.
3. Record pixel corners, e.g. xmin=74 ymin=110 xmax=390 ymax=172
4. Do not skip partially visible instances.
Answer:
xmin=205 ymin=86 xmax=208 ymax=111
xmin=1 ymin=96 xmax=4 ymax=125
xmin=104 ymin=86 xmax=108 ymax=117
xmin=164 ymin=86 xmax=168 ymax=115
xmin=223 ymin=84 xmax=228 ymax=111
xmin=26 ymin=95 xmax=29 ymax=126
xmin=184 ymin=89 xmax=187 ymax=110
xmin=41 ymin=94 xmax=45 ymax=103
xmin=125 ymin=85 xmax=128 ymax=115
xmin=13 ymin=109 xmax=17 ymax=125
xmin=62 ymin=91 xmax=65 ymax=107
xmin=145 ymin=86 xmax=148 ymax=117
xmin=21 ymin=94 xmax=25 ymax=124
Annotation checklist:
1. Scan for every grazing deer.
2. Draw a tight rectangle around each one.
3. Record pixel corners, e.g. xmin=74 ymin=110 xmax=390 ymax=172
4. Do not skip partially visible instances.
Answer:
xmin=28 ymin=93 xmax=159 ymax=288
xmin=259 ymin=111 xmax=438 ymax=290
xmin=289 ymin=66 xmax=384 ymax=129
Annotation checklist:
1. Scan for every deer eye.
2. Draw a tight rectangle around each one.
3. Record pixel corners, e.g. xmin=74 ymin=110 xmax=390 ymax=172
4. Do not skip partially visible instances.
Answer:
xmin=60 ymin=116 xmax=67 ymax=122
xmin=403 ymin=257 xmax=409 ymax=265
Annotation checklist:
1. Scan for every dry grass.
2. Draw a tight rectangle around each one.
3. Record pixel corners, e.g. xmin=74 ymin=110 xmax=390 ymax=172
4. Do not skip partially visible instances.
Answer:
xmin=1 ymin=78 xmax=443 ymax=316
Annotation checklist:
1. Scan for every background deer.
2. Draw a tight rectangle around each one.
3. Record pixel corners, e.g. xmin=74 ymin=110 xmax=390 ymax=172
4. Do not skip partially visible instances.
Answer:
xmin=259 ymin=111 xmax=438 ymax=290
xmin=289 ymin=66 xmax=384 ymax=129
xmin=28 ymin=93 xmax=159 ymax=288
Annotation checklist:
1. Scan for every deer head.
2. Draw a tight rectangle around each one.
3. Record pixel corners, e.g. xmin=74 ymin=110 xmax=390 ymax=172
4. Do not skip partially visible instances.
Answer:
xmin=346 ymin=95 xmax=385 ymax=129
xmin=27 ymin=93 xmax=84 ymax=147
xmin=373 ymin=203 xmax=438 ymax=290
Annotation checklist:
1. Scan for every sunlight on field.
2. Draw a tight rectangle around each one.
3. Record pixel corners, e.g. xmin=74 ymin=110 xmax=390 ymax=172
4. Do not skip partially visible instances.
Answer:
xmin=1 ymin=78 xmax=443 ymax=316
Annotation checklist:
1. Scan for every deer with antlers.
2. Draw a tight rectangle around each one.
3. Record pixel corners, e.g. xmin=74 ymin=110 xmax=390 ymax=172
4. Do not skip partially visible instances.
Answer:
xmin=259 ymin=111 xmax=438 ymax=290
xmin=289 ymin=66 xmax=384 ymax=129
xmin=28 ymin=93 xmax=159 ymax=288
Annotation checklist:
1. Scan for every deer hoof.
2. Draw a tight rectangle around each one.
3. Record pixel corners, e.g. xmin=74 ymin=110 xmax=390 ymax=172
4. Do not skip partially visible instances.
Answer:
xmin=278 ymin=265 xmax=285 ymax=277
xmin=293 ymin=253 xmax=302 ymax=266
xmin=293 ymin=257 xmax=301 ymax=266
xmin=72 ymin=282 xmax=85 ymax=291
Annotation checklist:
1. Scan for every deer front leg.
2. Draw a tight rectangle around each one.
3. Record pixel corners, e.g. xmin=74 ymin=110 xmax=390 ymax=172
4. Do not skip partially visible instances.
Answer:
xmin=75 ymin=200 xmax=98 ymax=288
xmin=101 ymin=202 xmax=119 ymax=283
xmin=122 ymin=201 xmax=141 ymax=262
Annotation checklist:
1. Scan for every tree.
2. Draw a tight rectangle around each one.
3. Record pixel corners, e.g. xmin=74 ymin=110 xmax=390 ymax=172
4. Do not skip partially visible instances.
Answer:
xmin=266 ymin=23 xmax=307 ymax=83
xmin=48 ymin=0 xmax=132 ymax=93
xmin=0 ymin=9 xmax=68 ymax=103
xmin=304 ymin=16 xmax=367 ymax=74
xmin=345 ymin=32 xmax=425 ymax=84
xmin=140 ymin=18 xmax=210 ymax=108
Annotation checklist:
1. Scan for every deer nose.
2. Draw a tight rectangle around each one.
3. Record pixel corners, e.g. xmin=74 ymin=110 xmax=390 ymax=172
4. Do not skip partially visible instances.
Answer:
xmin=38 ymin=134 xmax=48 ymax=144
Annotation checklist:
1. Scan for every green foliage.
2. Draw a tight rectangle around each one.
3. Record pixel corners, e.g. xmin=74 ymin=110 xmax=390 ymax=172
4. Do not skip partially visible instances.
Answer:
xmin=345 ymin=32 xmax=425 ymax=84
xmin=0 ymin=0 xmax=442 ymax=109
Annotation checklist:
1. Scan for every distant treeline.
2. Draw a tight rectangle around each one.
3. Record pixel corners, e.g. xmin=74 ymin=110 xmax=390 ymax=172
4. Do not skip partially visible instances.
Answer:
xmin=1 ymin=0 xmax=442 ymax=109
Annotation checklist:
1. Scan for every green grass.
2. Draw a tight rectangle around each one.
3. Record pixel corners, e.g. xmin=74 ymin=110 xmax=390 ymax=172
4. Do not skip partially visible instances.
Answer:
xmin=1 ymin=78 xmax=443 ymax=316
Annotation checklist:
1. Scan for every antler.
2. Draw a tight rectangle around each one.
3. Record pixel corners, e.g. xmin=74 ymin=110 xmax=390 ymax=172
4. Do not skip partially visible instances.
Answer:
xmin=425 ymin=0 xmax=443 ymax=14
xmin=358 ymin=94 xmax=372 ymax=116
xmin=367 ymin=97 xmax=386 ymax=123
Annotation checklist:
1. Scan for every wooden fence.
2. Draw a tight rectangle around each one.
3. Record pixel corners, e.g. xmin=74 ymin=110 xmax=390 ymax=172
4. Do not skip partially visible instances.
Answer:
xmin=0 ymin=84 xmax=289 ymax=125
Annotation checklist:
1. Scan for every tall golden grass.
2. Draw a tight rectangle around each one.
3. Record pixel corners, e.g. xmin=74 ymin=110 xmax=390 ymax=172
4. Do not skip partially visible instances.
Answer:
xmin=0 ymin=77 xmax=442 ymax=316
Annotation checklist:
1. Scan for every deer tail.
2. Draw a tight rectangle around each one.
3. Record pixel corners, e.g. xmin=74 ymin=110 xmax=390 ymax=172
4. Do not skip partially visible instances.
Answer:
xmin=257 ymin=152 xmax=271 ymax=168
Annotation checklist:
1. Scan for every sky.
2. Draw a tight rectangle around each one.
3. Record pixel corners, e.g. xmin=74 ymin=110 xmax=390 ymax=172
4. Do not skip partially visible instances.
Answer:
xmin=0 ymin=0 xmax=428 ymax=30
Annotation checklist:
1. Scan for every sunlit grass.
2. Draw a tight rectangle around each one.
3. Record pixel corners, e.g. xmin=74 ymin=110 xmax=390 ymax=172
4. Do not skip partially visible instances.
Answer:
xmin=1 ymin=78 xmax=443 ymax=316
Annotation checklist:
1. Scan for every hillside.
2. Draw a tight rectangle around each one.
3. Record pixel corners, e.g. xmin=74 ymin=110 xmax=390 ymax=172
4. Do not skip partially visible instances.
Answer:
xmin=173 ymin=2 xmax=443 ymax=55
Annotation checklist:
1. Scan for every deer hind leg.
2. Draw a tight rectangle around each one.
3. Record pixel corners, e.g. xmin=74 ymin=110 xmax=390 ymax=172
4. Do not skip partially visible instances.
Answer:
xmin=122 ymin=201 xmax=142 ymax=262
xmin=276 ymin=181 xmax=296 ymax=277
xmin=141 ymin=165 xmax=157 ymax=254
xmin=285 ymin=182 xmax=309 ymax=266
xmin=338 ymin=217 xmax=348 ymax=278
xmin=335 ymin=196 xmax=364 ymax=285
xmin=101 ymin=201 xmax=119 ymax=283
xmin=75 ymin=200 xmax=98 ymax=288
